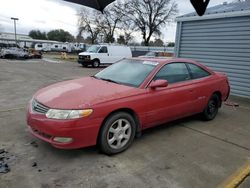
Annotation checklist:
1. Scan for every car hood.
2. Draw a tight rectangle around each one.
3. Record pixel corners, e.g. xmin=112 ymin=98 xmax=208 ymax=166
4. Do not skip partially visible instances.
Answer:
xmin=34 ymin=77 xmax=137 ymax=109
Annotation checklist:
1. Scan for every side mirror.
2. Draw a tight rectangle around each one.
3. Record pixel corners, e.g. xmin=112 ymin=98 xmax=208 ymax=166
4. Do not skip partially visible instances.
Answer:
xmin=149 ymin=80 xmax=168 ymax=89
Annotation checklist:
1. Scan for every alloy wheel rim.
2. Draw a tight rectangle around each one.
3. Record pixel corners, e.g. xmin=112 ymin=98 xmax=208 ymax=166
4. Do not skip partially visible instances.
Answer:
xmin=208 ymin=100 xmax=216 ymax=115
xmin=107 ymin=119 xmax=132 ymax=150
xmin=93 ymin=61 xmax=99 ymax=67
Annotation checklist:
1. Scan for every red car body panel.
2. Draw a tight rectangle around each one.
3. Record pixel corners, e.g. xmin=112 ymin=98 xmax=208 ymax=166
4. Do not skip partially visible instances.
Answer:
xmin=26 ymin=58 xmax=230 ymax=149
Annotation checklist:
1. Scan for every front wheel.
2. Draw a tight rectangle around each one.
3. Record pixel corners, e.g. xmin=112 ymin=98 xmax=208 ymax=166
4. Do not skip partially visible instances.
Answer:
xmin=99 ymin=112 xmax=136 ymax=155
xmin=202 ymin=94 xmax=220 ymax=121
xmin=92 ymin=60 xmax=100 ymax=68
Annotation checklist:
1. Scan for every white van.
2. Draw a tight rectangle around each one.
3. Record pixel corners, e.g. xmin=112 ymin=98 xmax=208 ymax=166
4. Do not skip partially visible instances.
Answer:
xmin=78 ymin=44 xmax=132 ymax=68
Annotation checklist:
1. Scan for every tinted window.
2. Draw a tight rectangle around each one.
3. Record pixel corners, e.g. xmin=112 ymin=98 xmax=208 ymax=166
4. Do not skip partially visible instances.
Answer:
xmin=188 ymin=63 xmax=210 ymax=79
xmin=99 ymin=47 xmax=108 ymax=53
xmin=154 ymin=63 xmax=190 ymax=84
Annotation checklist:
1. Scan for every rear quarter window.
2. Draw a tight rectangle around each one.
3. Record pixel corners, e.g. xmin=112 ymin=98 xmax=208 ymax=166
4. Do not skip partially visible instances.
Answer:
xmin=187 ymin=63 xmax=210 ymax=79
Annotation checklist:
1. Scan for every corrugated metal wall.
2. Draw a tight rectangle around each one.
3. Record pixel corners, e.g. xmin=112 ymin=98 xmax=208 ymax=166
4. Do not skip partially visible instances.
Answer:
xmin=175 ymin=16 xmax=250 ymax=98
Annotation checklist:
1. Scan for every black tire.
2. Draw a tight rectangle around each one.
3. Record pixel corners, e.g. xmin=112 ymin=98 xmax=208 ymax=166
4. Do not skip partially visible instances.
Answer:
xmin=4 ymin=54 xmax=10 ymax=59
xmin=99 ymin=112 xmax=136 ymax=155
xmin=202 ymin=94 xmax=220 ymax=121
xmin=5 ymin=54 xmax=14 ymax=59
xmin=92 ymin=60 xmax=100 ymax=68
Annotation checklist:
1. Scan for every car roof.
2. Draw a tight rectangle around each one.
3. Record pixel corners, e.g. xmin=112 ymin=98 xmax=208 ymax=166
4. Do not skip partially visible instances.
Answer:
xmin=131 ymin=57 xmax=214 ymax=74
xmin=132 ymin=57 xmax=197 ymax=65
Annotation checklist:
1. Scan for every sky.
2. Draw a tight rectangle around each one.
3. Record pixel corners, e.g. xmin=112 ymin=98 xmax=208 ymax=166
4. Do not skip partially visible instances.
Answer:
xmin=0 ymin=0 xmax=231 ymax=43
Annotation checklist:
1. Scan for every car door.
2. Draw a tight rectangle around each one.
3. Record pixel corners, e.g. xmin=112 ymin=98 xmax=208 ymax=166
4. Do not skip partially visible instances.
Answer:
xmin=97 ymin=46 xmax=109 ymax=64
xmin=145 ymin=63 xmax=196 ymax=128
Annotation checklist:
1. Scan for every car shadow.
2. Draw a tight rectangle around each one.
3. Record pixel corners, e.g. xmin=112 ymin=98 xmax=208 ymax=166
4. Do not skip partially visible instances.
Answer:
xmin=139 ymin=114 xmax=201 ymax=138
xmin=32 ymin=114 xmax=201 ymax=158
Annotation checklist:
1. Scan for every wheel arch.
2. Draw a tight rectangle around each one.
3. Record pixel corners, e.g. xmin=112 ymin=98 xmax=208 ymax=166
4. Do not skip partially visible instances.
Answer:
xmin=212 ymin=91 xmax=222 ymax=107
xmin=92 ymin=58 xmax=100 ymax=63
xmin=97 ymin=108 xmax=142 ymax=143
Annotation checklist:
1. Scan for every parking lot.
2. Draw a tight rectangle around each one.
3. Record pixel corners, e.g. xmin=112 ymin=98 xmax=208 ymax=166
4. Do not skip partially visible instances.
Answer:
xmin=0 ymin=58 xmax=249 ymax=188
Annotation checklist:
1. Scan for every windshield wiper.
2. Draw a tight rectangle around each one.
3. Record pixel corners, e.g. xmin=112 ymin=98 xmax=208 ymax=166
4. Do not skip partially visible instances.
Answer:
xmin=100 ymin=78 xmax=119 ymax=84
xmin=92 ymin=76 xmax=119 ymax=84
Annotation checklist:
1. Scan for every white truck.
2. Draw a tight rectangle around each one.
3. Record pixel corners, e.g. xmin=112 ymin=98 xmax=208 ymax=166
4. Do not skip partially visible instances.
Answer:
xmin=78 ymin=44 xmax=132 ymax=68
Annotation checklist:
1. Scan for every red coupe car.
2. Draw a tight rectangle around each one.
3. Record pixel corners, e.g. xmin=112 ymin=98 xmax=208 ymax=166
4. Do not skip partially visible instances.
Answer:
xmin=27 ymin=58 xmax=230 ymax=154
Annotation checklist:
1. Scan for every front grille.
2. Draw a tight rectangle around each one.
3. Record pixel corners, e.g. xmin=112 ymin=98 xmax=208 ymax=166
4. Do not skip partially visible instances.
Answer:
xmin=79 ymin=55 xmax=89 ymax=60
xmin=32 ymin=100 xmax=50 ymax=114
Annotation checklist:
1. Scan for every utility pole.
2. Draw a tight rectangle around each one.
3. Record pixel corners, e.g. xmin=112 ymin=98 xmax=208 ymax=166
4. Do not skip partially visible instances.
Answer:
xmin=99 ymin=33 xmax=104 ymax=43
xmin=11 ymin=17 xmax=19 ymax=46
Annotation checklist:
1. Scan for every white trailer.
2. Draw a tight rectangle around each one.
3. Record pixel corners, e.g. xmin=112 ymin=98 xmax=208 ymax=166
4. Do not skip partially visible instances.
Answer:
xmin=35 ymin=43 xmax=51 ymax=52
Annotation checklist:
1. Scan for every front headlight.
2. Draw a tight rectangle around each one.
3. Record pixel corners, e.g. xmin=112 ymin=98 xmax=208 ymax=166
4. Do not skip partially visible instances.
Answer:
xmin=45 ymin=109 xmax=93 ymax=120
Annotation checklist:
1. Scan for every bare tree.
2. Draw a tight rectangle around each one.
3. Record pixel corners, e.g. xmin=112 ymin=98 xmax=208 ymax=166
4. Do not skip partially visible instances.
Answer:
xmin=78 ymin=3 xmax=125 ymax=44
xmin=96 ymin=3 xmax=125 ymax=43
xmin=120 ymin=18 xmax=135 ymax=45
xmin=119 ymin=0 xmax=178 ymax=46
xmin=78 ymin=8 xmax=100 ymax=44
xmin=124 ymin=31 xmax=133 ymax=45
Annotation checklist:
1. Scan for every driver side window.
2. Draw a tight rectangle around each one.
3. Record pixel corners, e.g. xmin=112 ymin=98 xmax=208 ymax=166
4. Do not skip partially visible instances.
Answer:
xmin=154 ymin=63 xmax=191 ymax=84
xmin=99 ymin=46 xmax=108 ymax=53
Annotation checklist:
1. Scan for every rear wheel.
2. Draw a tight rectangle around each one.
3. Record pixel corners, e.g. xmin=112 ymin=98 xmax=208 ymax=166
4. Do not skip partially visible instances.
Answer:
xmin=4 ymin=54 xmax=14 ymax=59
xmin=99 ymin=112 xmax=136 ymax=155
xmin=202 ymin=94 xmax=220 ymax=121
xmin=92 ymin=60 xmax=100 ymax=68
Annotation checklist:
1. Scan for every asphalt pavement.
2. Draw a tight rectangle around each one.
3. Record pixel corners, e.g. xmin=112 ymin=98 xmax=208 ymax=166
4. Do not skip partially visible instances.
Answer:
xmin=0 ymin=58 xmax=249 ymax=188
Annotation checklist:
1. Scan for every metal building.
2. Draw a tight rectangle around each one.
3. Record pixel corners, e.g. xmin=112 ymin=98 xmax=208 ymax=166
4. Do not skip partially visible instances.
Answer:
xmin=175 ymin=1 xmax=250 ymax=98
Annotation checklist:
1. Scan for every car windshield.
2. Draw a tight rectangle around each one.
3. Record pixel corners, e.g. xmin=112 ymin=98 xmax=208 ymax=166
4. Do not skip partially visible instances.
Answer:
xmin=145 ymin=52 xmax=156 ymax=56
xmin=94 ymin=59 xmax=158 ymax=87
xmin=87 ymin=45 xmax=101 ymax=53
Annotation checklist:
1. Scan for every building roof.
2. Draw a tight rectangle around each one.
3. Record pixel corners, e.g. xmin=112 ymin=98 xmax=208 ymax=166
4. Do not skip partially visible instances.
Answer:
xmin=0 ymin=32 xmax=32 ymax=40
xmin=177 ymin=0 xmax=250 ymax=21
xmin=0 ymin=32 xmax=62 ymax=44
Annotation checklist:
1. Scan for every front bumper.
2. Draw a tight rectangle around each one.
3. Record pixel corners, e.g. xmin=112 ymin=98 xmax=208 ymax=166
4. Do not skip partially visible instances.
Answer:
xmin=26 ymin=108 xmax=102 ymax=149
xmin=78 ymin=59 xmax=92 ymax=65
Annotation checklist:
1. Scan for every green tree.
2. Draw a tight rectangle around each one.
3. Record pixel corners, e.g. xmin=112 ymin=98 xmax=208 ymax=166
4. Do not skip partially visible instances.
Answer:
xmin=29 ymin=30 xmax=47 ymax=40
xmin=117 ymin=35 xmax=126 ymax=44
xmin=47 ymin=29 xmax=75 ymax=42
xmin=154 ymin=38 xmax=164 ymax=46
xmin=167 ymin=42 xmax=175 ymax=47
